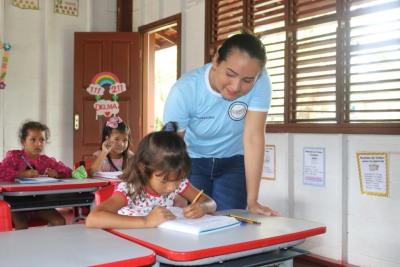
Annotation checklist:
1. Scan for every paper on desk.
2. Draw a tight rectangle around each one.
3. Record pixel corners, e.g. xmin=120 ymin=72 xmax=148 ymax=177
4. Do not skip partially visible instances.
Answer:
xmin=158 ymin=207 xmax=240 ymax=235
xmin=15 ymin=177 xmax=60 ymax=184
xmin=93 ymin=171 xmax=123 ymax=179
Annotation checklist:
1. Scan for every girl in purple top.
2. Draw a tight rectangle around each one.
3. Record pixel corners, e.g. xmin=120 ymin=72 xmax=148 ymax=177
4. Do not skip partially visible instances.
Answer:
xmin=0 ymin=120 xmax=72 ymax=229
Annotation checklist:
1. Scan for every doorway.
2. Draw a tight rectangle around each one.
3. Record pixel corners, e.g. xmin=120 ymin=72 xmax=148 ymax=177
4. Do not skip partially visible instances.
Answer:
xmin=139 ymin=14 xmax=181 ymax=135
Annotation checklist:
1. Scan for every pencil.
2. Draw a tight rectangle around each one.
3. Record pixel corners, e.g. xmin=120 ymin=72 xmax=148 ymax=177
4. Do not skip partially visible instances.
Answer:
xmin=192 ymin=190 xmax=204 ymax=204
xmin=20 ymin=154 xmax=34 ymax=170
xmin=228 ymin=214 xmax=261 ymax=224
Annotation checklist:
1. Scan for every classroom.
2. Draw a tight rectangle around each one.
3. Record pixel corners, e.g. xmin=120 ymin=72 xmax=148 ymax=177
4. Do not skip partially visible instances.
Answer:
xmin=0 ymin=0 xmax=399 ymax=266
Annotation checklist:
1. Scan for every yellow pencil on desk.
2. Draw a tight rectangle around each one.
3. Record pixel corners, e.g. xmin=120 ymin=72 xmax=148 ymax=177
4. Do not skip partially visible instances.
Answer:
xmin=228 ymin=214 xmax=261 ymax=224
xmin=192 ymin=190 xmax=203 ymax=203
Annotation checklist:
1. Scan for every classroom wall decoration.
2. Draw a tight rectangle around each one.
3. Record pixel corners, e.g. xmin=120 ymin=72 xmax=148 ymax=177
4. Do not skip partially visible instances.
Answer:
xmin=54 ymin=0 xmax=79 ymax=16
xmin=356 ymin=152 xmax=389 ymax=197
xmin=303 ymin=147 xmax=326 ymax=187
xmin=0 ymin=41 xmax=11 ymax=90
xmin=86 ymin=72 xmax=127 ymax=120
xmin=12 ymin=0 xmax=39 ymax=10
xmin=262 ymin=144 xmax=276 ymax=180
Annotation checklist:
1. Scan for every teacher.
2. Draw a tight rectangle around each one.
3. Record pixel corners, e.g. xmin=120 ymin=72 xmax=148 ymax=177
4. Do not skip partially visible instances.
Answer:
xmin=163 ymin=31 xmax=280 ymax=215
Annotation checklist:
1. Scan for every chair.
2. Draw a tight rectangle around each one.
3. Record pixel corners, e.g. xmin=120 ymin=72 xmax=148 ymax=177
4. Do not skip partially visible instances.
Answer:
xmin=0 ymin=200 xmax=12 ymax=232
xmin=73 ymin=160 xmax=92 ymax=172
xmin=94 ymin=186 xmax=114 ymax=205
xmin=71 ymin=160 xmax=92 ymax=223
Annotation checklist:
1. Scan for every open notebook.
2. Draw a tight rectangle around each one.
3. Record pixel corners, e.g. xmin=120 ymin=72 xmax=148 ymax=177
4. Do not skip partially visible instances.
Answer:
xmin=158 ymin=207 xmax=240 ymax=235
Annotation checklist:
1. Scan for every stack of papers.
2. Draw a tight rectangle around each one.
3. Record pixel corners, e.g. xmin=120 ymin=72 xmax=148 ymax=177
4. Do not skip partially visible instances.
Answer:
xmin=158 ymin=207 xmax=240 ymax=235
xmin=93 ymin=171 xmax=123 ymax=180
xmin=15 ymin=177 xmax=60 ymax=184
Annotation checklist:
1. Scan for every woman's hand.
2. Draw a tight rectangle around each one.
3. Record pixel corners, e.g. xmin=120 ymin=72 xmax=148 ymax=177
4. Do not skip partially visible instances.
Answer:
xmin=145 ymin=206 xmax=176 ymax=227
xmin=247 ymin=201 xmax=282 ymax=216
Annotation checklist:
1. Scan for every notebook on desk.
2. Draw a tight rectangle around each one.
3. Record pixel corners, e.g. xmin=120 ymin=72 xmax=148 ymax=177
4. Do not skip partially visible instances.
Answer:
xmin=15 ymin=177 xmax=60 ymax=184
xmin=93 ymin=171 xmax=123 ymax=180
xmin=158 ymin=207 xmax=240 ymax=235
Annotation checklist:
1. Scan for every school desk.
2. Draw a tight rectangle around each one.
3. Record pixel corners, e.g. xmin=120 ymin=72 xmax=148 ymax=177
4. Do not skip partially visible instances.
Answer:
xmin=108 ymin=209 xmax=326 ymax=266
xmin=0 ymin=224 xmax=156 ymax=267
xmin=0 ymin=178 xmax=109 ymax=222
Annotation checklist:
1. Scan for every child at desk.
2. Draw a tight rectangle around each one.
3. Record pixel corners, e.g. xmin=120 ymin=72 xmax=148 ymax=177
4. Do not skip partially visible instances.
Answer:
xmin=86 ymin=122 xmax=217 ymax=229
xmin=0 ymin=120 xmax=72 ymax=229
xmin=88 ymin=116 xmax=133 ymax=177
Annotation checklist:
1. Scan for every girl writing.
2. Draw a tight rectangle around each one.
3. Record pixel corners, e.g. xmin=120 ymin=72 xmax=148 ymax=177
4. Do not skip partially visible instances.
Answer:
xmin=86 ymin=122 xmax=216 ymax=229
xmin=88 ymin=116 xmax=133 ymax=176
xmin=0 ymin=120 xmax=72 ymax=229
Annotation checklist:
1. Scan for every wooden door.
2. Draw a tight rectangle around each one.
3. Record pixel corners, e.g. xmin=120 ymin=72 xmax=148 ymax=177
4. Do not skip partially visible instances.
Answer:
xmin=73 ymin=32 xmax=142 ymax=164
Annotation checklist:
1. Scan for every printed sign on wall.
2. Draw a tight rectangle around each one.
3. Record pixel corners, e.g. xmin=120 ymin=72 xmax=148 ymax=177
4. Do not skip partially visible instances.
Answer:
xmin=356 ymin=152 xmax=389 ymax=197
xmin=262 ymin=145 xmax=276 ymax=180
xmin=54 ymin=0 xmax=79 ymax=16
xmin=86 ymin=72 xmax=127 ymax=119
xmin=303 ymin=147 xmax=326 ymax=187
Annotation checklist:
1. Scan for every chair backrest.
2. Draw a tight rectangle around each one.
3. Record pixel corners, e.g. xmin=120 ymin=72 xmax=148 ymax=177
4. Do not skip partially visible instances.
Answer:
xmin=94 ymin=186 xmax=115 ymax=206
xmin=73 ymin=160 xmax=92 ymax=171
xmin=0 ymin=200 xmax=12 ymax=232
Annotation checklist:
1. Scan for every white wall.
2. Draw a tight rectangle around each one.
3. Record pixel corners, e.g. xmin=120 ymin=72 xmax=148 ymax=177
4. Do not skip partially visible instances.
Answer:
xmin=0 ymin=0 xmax=399 ymax=266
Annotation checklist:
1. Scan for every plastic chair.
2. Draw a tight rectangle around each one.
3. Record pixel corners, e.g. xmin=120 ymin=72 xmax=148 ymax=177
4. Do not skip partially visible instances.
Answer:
xmin=71 ymin=160 xmax=92 ymax=223
xmin=0 ymin=200 xmax=12 ymax=232
xmin=73 ymin=160 xmax=92 ymax=172
xmin=94 ymin=186 xmax=114 ymax=205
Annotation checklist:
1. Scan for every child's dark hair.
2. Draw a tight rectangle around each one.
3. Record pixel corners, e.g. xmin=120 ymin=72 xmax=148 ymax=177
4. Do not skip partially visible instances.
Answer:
xmin=19 ymin=120 xmax=50 ymax=143
xmin=100 ymin=117 xmax=132 ymax=171
xmin=216 ymin=29 xmax=266 ymax=68
xmin=120 ymin=121 xmax=191 ymax=201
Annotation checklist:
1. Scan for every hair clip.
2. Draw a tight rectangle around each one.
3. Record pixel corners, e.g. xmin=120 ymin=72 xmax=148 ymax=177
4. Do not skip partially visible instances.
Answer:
xmin=165 ymin=122 xmax=174 ymax=132
xmin=106 ymin=116 xmax=123 ymax=129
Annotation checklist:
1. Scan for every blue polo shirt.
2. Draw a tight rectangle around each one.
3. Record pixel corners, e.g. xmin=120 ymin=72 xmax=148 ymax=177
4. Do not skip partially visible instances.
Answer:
xmin=163 ymin=63 xmax=272 ymax=158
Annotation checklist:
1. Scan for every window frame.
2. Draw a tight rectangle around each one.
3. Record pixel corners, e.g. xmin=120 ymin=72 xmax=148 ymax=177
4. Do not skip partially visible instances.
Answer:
xmin=205 ymin=0 xmax=400 ymax=135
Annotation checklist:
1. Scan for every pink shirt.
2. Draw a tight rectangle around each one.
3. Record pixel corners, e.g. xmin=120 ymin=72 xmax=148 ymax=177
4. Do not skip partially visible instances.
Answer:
xmin=93 ymin=150 xmax=134 ymax=172
xmin=0 ymin=150 xmax=72 ymax=181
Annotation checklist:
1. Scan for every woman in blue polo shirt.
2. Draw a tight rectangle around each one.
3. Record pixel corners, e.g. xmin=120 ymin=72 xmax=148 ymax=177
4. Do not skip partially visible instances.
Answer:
xmin=163 ymin=31 xmax=280 ymax=216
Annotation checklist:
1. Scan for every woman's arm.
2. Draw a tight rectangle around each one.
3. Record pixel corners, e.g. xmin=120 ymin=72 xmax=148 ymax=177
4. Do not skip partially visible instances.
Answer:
xmin=86 ymin=194 xmax=176 ymax=229
xmin=243 ymin=110 xmax=281 ymax=216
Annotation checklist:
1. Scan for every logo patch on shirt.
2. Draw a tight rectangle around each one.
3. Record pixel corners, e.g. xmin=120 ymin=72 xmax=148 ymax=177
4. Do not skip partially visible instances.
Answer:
xmin=228 ymin=102 xmax=247 ymax=121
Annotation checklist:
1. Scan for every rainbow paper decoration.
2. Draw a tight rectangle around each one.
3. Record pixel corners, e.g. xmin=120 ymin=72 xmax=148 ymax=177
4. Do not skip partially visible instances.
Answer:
xmin=86 ymin=71 xmax=127 ymax=120
xmin=91 ymin=72 xmax=120 ymax=87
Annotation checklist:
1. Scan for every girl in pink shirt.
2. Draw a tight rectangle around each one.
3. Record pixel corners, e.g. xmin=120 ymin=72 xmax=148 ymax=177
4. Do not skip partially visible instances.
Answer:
xmin=0 ymin=120 xmax=72 ymax=229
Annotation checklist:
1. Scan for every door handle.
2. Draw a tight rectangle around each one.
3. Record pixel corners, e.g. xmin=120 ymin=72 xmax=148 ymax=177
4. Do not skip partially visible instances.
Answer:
xmin=74 ymin=114 xmax=79 ymax=130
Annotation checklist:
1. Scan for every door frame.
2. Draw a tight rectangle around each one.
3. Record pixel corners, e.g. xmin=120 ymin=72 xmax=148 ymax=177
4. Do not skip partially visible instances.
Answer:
xmin=139 ymin=14 xmax=181 ymax=136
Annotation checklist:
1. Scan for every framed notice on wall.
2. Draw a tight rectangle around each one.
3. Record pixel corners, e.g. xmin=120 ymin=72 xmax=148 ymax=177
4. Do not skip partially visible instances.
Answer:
xmin=303 ymin=147 xmax=325 ymax=187
xmin=262 ymin=145 xmax=275 ymax=180
xmin=356 ymin=152 xmax=389 ymax=197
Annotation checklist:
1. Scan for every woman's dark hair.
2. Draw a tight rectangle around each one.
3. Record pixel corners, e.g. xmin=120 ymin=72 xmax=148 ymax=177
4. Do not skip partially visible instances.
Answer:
xmin=19 ymin=120 xmax=50 ymax=143
xmin=216 ymin=30 xmax=267 ymax=68
xmin=120 ymin=121 xmax=191 ymax=201
xmin=100 ymin=119 xmax=132 ymax=171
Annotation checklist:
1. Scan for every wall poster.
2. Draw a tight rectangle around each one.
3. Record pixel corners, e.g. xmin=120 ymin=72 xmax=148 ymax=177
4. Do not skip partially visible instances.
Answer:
xmin=262 ymin=144 xmax=275 ymax=180
xmin=303 ymin=147 xmax=325 ymax=187
xmin=356 ymin=152 xmax=389 ymax=197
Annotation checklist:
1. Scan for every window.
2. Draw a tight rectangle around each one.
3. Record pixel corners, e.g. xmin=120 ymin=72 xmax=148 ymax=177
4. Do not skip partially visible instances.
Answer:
xmin=205 ymin=0 xmax=400 ymax=134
